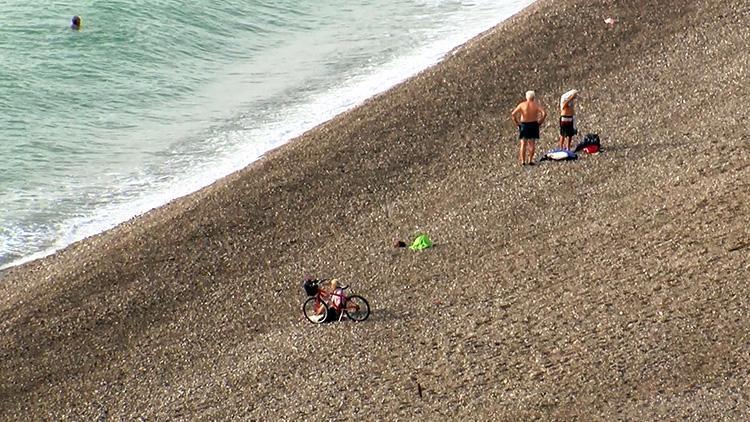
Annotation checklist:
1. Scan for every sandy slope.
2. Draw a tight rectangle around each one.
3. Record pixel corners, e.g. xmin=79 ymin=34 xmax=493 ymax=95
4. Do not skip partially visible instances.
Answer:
xmin=1 ymin=0 xmax=749 ymax=419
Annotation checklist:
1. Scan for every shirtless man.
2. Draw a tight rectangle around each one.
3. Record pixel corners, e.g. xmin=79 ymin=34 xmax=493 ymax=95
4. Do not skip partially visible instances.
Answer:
xmin=559 ymin=89 xmax=579 ymax=150
xmin=511 ymin=90 xmax=547 ymax=165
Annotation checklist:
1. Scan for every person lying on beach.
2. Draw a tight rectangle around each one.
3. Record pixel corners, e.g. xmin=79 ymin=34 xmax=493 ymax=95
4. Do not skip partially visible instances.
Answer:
xmin=511 ymin=90 xmax=547 ymax=166
xmin=559 ymin=89 xmax=579 ymax=150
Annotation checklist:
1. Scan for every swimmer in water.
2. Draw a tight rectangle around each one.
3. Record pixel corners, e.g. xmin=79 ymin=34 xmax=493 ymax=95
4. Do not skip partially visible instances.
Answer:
xmin=71 ymin=15 xmax=82 ymax=31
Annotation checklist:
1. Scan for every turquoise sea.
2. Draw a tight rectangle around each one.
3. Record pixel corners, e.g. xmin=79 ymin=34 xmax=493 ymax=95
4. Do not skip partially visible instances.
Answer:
xmin=0 ymin=0 xmax=534 ymax=269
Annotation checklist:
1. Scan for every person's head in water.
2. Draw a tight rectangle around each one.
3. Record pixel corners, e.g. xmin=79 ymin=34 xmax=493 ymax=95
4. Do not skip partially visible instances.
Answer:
xmin=526 ymin=90 xmax=536 ymax=101
xmin=71 ymin=15 xmax=82 ymax=30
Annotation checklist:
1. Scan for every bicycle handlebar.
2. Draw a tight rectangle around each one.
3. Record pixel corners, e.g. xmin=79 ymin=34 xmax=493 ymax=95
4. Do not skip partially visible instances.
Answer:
xmin=308 ymin=279 xmax=350 ymax=290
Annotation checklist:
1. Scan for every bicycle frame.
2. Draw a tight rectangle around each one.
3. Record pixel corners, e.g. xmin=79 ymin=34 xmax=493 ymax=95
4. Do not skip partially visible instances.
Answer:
xmin=302 ymin=280 xmax=370 ymax=324
xmin=315 ymin=288 xmax=348 ymax=313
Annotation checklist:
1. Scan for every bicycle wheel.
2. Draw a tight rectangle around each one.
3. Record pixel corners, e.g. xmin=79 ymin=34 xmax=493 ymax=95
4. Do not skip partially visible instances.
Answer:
xmin=303 ymin=297 xmax=329 ymax=324
xmin=344 ymin=295 xmax=370 ymax=322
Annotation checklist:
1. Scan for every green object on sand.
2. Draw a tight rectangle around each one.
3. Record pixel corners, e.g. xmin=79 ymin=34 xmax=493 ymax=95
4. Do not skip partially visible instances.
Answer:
xmin=409 ymin=234 xmax=433 ymax=251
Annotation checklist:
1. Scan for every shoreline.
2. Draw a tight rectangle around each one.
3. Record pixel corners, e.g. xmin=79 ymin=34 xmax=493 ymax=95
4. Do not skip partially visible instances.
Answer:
xmin=0 ymin=1 xmax=536 ymax=273
xmin=1 ymin=0 xmax=749 ymax=419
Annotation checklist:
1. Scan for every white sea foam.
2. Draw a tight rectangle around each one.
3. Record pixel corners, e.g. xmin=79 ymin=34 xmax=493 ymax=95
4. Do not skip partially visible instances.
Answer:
xmin=1 ymin=0 xmax=535 ymax=270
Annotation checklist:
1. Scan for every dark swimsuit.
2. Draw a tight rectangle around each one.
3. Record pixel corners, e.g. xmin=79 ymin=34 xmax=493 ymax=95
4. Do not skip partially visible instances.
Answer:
xmin=519 ymin=122 xmax=540 ymax=140
xmin=560 ymin=116 xmax=577 ymax=137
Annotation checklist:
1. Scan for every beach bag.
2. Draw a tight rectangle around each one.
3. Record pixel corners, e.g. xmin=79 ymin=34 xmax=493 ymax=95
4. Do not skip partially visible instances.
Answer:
xmin=575 ymin=133 xmax=601 ymax=153
xmin=582 ymin=144 xmax=600 ymax=154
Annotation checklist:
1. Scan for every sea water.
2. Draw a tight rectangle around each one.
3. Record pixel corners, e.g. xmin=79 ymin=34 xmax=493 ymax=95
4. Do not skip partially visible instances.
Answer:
xmin=0 ymin=0 xmax=534 ymax=269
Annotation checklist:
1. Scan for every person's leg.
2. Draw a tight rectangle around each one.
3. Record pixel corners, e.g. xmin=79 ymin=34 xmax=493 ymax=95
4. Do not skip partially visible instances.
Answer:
xmin=561 ymin=118 xmax=575 ymax=149
xmin=527 ymin=140 xmax=536 ymax=164
xmin=560 ymin=119 xmax=567 ymax=149
xmin=519 ymin=139 xmax=527 ymax=165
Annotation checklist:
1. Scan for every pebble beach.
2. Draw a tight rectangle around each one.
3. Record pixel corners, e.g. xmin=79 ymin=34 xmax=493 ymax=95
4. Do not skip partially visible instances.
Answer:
xmin=1 ymin=0 xmax=749 ymax=419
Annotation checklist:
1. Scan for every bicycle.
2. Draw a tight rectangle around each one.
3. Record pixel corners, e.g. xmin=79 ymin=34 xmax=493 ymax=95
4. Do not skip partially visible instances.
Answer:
xmin=301 ymin=278 xmax=370 ymax=324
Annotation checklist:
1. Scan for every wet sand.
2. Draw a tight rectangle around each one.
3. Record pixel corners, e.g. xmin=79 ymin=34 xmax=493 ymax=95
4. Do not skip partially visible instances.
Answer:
xmin=1 ymin=0 xmax=749 ymax=419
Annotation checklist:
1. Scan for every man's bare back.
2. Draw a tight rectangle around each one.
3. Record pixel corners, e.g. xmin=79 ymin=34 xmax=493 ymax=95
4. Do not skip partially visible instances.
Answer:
xmin=510 ymin=90 xmax=547 ymax=165
xmin=512 ymin=99 xmax=546 ymax=125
